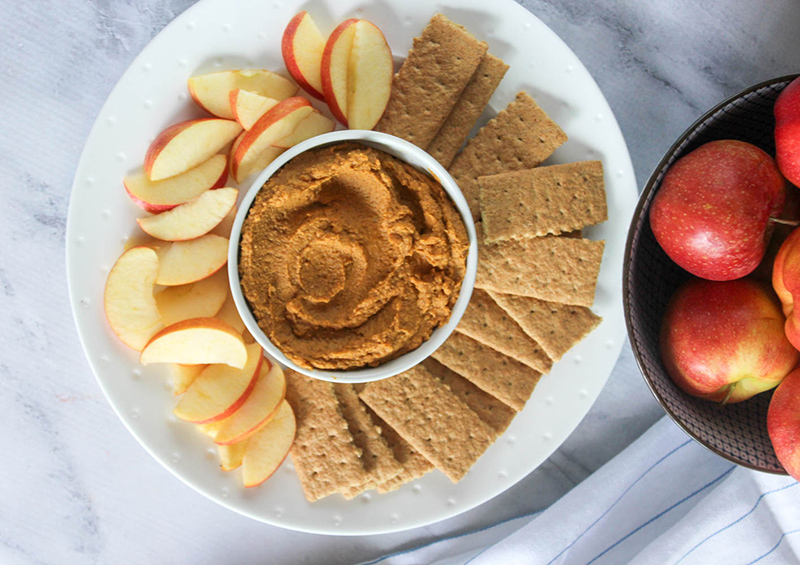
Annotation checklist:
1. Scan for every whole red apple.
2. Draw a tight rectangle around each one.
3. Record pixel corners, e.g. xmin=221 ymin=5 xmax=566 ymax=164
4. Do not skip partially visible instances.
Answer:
xmin=650 ymin=140 xmax=786 ymax=281
xmin=660 ymin=278 xmax=799 ymax=403
xmin=768 ymin=367 xmax=800 ymax=480
xmin=772 ymin=226 xmax=800 ymax=350
xmin=775 ymin=76 xmax=800 ymax=187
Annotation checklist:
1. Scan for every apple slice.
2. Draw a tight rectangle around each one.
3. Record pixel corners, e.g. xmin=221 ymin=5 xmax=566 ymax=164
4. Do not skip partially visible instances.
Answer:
xmin=272 ymin=110 xmax=335 ymax=149
xmin=104 ymin=246 xmax=163 ymax=351
xmin=321 ymin=19 xmax=358 ymax=126
xmin=215 ymin=361 xmax=286 ymax=445
xmin=124 ymin=154 xmax=228 ymax=213
xmin=230 ymin=97 xmax=313 ymax=183
xmin=155 ymin=268 xmax=229 ymax=326
xmin=197 ymin=420 xmax=223 ymax=439
xmin=188 ymin=69 xmax=297 ymax=119
xmin=123 ymin=232 xmax=161 ymax=252
xmin=229 ymin=89 xmax=280 ymax=130
xmin=282 ymin=11 xmax=326 ymax=101
xmin=219 ymin=441 xmax=248 ymax=471
xmin=232 ymin=145 xmax=283 ymax=185
xmin=212 ymin=204 xmax=236 ymax=238
xmin=347 ymin=20 xmax=393 ymax=130
xmin=216 ymin=292 xmax=255 ymax=343
xmin=228 ymin=132 xmax=246 ymax=178
xmin=242 ymin=400 xmax=296 ymax=487
xmin=137 ymin=187 xmax=237 ymax=241
xmin=216 ymin=292 xmax=247 ymax=334
xmin=140 ymin=317 xmax=247 ymax=368
xmin=155 ymin=234 xmax=228 ymax=286
xmin=243 ymin=328 xmax=255 ymax=344
xmin=145 ymin=119 xmax=242 ymax=181
xmin=168 ymin=363 xmax=206 ymax=395
xmin=173 ymin=342 xmax=264 ymax=423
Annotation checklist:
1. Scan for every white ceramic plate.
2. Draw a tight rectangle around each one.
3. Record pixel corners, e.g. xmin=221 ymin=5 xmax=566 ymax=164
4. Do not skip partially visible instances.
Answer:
xmin=66 ymin=0 xmax=637 ymax=535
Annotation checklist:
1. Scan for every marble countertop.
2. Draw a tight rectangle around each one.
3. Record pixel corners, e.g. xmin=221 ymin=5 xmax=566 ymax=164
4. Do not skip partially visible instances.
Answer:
xmin=3 ymin=0 xmax=798 ymax=563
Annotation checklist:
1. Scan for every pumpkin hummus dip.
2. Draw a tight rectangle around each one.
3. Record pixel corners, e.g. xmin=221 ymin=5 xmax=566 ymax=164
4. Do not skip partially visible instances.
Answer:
xmin=239 ymin=142 xmax=468 ymax=370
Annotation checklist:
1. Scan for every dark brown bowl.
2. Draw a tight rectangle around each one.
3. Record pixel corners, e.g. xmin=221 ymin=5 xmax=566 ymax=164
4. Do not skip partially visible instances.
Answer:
xmin=624 ymin=75 xmax=799 ymax=474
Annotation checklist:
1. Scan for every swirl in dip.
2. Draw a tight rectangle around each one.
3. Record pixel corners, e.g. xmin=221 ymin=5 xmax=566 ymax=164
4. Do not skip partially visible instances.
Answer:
xmin=239 ymin=142 xmax=468 ymax=370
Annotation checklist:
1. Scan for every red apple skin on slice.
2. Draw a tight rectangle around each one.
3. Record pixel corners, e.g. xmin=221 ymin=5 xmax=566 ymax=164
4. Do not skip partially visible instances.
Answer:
xmin=155 ymin=268 xmax=229 ymax=326
xmin=155 ymin=234 xmax=228 ymax=286
xmin=173 ymin=342 xmax=264 ymax=424
xmin=215 ymin=361 xmax=286 ymax=445
xmin=321 ymin=19 xmax=359 ymax=126
xmin=229 ymin=89 xmax=280 ymax=130
xmin=272 ymin=110 xmax=335 ymax=149
xmin=104 ymin=246 xmax=164 ymax=351
xmin=136 ymin=187 xmax=238 ymax=241
xmin=145 ymin=119 xmax=242 ymax=181
xmin=347 ymin=20 xmax=393 ymax=130
xmin=228 ymin=132 xmax=246 ymax=179
xmin=230 ymin=97 xmax=313 ymax=183
xmin=140 ymin=317 xmax=247 ymax=368
xmin=282 ymin=11 xmax=327 ymax=101
xmin=188 ymin=69 xmax=297 ymax=119
xmin=124 ymin=154 xmax=228 ymax=213
xmin=242 ymin=400 xmax=296 ymax=487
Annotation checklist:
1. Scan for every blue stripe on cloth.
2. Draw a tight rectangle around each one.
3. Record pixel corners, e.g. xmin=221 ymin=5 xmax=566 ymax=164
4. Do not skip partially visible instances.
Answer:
xmin=674 ymin=482 xmax=798 ymax=564
xmin=585 ymin=466 xmax=735 ymax=565
xmin=746 ymin=528 xmax=800 ymax=564
xmin=360 ymin=509 xmax=542 ymax=565
xmin=543 ymin=440 xmax=693 ymax=565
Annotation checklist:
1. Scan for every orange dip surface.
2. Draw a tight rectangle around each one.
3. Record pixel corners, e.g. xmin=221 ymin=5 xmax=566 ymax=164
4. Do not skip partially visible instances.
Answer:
xmin=239 ymin=142 xmax=468 ymax=370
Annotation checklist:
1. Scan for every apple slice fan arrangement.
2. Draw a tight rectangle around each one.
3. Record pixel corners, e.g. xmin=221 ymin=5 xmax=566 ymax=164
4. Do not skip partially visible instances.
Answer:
xmin=650 ymin=77 xmax=800 ymax=480
xmin=105 ymin=10 xmax=398 ymax=488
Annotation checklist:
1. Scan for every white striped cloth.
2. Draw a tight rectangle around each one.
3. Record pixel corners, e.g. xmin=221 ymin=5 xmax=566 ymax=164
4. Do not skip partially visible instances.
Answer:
xmin=365 ymin=417 xmax=800 ymax=564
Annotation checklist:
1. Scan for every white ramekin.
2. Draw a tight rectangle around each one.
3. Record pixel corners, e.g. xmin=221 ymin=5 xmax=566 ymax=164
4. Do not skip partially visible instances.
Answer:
xmin=228 ymin=130 xmax=477 ymax=383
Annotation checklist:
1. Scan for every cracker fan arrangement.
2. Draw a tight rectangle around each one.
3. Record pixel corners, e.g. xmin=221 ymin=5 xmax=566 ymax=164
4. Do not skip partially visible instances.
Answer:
xmin=102 ymin=12 xmax=608 ymax=500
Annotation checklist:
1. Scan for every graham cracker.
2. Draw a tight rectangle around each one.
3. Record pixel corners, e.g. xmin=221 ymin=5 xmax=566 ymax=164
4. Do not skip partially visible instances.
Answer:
xmin=476 ymin=233 xmax=605 ymax=307
xmin=426 ymin=53 xmax=509 ymax=168
xmin=432 ymin=331 xmax=541 ymax=411
xmin=374 ymin=14 xmax=487 ymax=147
xmin=368 ymin=409 xmax=436 ymax=493
xmin=448 ymin=91 xmax=568 ymax=221
xmin=479 ymin=161 xmax=607 ymax=242
xmin=487 ymin=291 xmax=602 ymax=361
xmin=422 ymin=358 xmax=515 ymax=435
xmin=284 ymin=370 xmax=367 ymax=502
xmin=456 ymin=289 xmax=553 ymax=374
xmin=350 ymin=383 xmax=436 ymax=493
xmin=333 ymin=384 xmax=403 ymax=499
xmin=359 ymin=365 xmax=496 ymax=483
xmin=377 ymin=466 xmax=432 ymax=494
